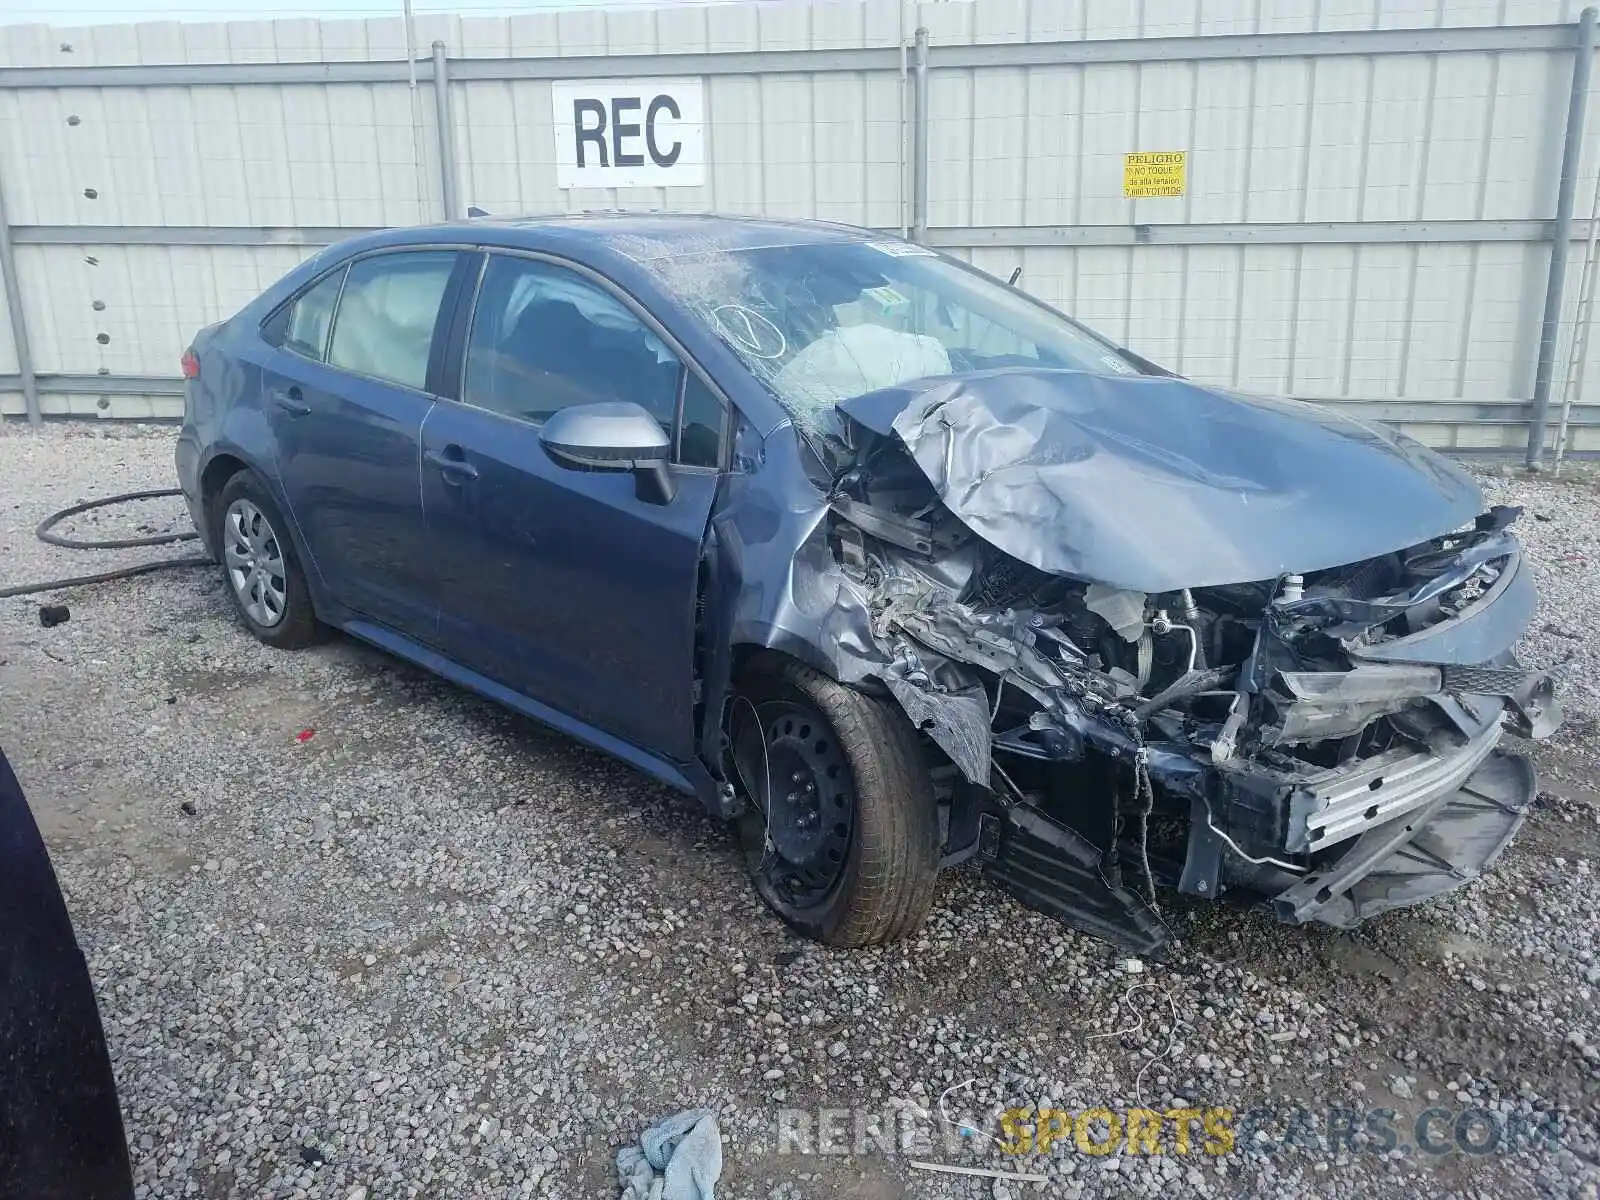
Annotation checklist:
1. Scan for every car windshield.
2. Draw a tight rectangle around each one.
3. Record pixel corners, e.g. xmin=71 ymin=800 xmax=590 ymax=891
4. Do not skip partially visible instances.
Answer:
xmin=650 ymin=239 xmax=1144 ymax=442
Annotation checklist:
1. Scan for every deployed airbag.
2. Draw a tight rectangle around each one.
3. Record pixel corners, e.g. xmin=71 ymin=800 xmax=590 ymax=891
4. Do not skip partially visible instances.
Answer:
xmin=775 ymin=324 xmax=950 ymax=420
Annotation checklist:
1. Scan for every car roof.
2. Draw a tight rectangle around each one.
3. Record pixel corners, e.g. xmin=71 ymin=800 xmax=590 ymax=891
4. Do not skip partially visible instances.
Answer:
xmin=368 ymin=211 xmax=885 ymax=262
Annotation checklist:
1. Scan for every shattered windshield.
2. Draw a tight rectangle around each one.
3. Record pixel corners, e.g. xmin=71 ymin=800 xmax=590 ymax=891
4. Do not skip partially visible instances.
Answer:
xmin=649 ymin=239 xmax=1145 ymax=442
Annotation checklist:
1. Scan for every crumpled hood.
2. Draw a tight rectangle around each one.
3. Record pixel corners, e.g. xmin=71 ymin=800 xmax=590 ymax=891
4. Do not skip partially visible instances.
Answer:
xmin=838 ymin=368 xmax=1484 ymax=592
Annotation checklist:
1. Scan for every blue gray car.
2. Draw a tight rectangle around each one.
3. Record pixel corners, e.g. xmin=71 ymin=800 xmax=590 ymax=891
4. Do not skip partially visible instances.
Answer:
xmin=177 ymin=214 xmax=1561 ymax=953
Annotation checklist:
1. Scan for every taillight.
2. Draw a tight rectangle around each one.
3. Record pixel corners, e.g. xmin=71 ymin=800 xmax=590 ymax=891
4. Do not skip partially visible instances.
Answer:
xmin=180 ymin=347 xmax=200 ymax=379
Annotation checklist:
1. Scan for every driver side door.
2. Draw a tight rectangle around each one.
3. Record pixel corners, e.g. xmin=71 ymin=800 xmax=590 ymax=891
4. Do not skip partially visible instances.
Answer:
xmin=420 ymin=251 xmax=727 ymax=762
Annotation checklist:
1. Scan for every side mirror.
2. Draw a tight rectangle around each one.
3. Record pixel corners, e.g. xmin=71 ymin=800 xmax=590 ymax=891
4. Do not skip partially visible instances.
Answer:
xmin=539 ymin=401 xmax=676 ymax=504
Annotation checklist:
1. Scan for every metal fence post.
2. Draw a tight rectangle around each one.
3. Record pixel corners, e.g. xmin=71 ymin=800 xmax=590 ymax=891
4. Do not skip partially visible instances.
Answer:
xmin=1526 ymin=6 xmax=1598 ymax=467
xmin=432 ymin=41 xmax=460 ymax=221
xmin=912 ymin=27 xmax=929 ymax=245
xmin=0 ymin=164 xmax=39 ymax=425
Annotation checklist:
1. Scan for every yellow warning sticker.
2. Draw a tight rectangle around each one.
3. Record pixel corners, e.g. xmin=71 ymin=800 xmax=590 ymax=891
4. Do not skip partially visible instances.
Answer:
xmin=1123 ymin=151 xmax=1187 ymax=198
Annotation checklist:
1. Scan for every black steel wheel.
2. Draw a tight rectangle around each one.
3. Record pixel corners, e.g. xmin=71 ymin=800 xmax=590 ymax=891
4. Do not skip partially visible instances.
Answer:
xmin=732 ymin=655 xmax=940 ymax=946
xmin=746 ymin=698 xmax=858 ymax=909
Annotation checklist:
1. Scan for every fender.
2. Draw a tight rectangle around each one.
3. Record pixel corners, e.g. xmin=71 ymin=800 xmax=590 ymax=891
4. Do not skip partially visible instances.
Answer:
xmin=195 ymin=432 xmax=340 ymax=623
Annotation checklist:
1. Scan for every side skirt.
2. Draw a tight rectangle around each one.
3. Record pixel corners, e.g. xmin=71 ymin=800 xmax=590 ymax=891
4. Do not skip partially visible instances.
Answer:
xmin=342 ymin=620 xmax=701 ymax=798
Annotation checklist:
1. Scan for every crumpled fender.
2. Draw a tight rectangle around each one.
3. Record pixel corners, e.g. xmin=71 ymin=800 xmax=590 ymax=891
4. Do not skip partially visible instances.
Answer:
xmin=876 ymin=671 xmax=993 ymax=784
xmin=699 ymin=420 xmax=997 ymax=787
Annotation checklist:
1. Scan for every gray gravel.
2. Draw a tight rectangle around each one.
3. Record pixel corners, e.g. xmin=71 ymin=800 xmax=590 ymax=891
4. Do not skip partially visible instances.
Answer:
xmin=2 ymin=422 xmax=1597 ymax=1200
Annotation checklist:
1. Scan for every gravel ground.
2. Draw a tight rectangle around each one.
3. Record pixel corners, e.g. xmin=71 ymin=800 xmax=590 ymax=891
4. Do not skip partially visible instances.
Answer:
xmin=1 ymin=422 xmax=1597 ymax=1200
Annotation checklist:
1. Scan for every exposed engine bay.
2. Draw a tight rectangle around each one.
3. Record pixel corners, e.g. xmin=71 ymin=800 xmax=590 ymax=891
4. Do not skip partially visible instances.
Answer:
xmin=801 ymin=372 xmax=1565 ymax=953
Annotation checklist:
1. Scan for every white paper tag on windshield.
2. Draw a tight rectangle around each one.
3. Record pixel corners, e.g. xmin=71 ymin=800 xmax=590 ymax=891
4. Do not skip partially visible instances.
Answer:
xmin=861 ymin=284 xmax=911 ymax=314
xmin=866 ymin=240 xmax=935 ymax=257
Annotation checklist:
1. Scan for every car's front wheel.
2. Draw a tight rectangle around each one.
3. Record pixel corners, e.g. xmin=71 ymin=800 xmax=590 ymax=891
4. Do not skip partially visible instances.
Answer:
xmin=212 ymin=470 xmax=322 ymax=650
xmin=732 ymin=656 xmax=940 ymax=946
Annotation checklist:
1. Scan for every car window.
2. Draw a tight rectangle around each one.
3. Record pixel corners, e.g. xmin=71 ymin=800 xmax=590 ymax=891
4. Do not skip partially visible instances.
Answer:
xmin=463 ymin=255 xmax=706 ymax=459
xmin=270 ymin=267 xmax=345 ymax=361
xmin=677 ymin=370 xmax=723 ymax=468
xmin=327 ymin=251 xmax=459 ymax=391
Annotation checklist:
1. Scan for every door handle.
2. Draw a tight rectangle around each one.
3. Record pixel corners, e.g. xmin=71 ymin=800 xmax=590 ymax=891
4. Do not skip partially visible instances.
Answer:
xmin=424 ymin=447 xmax=479 ymax=481
xmin=270 ymin=386 xmax=311 ymax=417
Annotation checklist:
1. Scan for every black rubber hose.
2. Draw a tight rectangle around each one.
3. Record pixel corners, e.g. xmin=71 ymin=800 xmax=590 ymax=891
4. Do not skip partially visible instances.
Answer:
xmin=35 ymin=488 xmax=199 ymax=550
xmin=0 ymin=556 xmax=214 ymax=599
xmin=0 ymin=489 xmax=212 ymax=600
xmin=1130 ymin=665 xmax=1236 ymax=724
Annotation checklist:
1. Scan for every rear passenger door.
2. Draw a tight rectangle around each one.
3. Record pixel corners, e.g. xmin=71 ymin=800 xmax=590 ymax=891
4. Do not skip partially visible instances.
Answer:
xmin=261 ymin=248 xmax=468 ymax=639
xmin=419 ymin=251 xmax=727 ymax=761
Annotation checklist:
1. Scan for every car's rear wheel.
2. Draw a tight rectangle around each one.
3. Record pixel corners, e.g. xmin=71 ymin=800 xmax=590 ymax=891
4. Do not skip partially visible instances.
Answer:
xmin=732 ymin=656 xmax=940 ymax=946
xmin=212 ymin=471 xmax=321 ymax=650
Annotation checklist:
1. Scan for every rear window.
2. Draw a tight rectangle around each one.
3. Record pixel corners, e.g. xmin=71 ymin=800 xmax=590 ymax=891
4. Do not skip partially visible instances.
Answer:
xmin=265 ymin=267 xmax=345 ymax=362
xmin=327 ymin=251 xmax=459 ymax=391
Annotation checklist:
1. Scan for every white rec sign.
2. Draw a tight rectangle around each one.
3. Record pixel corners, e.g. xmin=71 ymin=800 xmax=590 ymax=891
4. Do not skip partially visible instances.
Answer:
xmin=551 ymin=78 xmax=706 ymax=189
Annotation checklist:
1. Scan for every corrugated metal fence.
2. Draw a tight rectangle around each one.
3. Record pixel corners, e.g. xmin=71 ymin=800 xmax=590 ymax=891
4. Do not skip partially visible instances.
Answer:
xmin=2 ymin=0 xmax=1600 ymax=459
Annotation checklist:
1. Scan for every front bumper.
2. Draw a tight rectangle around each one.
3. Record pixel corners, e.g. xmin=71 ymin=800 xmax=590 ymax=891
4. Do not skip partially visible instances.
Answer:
xmin=1272 ymin=747 xmax=1534 ymax=927
xmin=960 ymin=524 xmax=1558 ymax=952
xmin=1288 ymin=715 xmax=1504 ymax=854
xmin=1192 ymin=533 xmax=1560 ymax=929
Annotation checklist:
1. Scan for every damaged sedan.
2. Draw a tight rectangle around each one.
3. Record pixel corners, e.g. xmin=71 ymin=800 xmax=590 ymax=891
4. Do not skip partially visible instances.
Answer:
xmin=178 ymin=214 xmax=1561 ymax=954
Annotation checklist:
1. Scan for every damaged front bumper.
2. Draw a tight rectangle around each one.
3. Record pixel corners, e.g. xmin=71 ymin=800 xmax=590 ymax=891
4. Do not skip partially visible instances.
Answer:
xmin=1271 ymin=750 xmax=1534 ymax=928
xmin=1181 ymin=710 xmax=1539 ymax=933
xmin=1234 ymin=656 xmax=1553 ymax=931
xmin=1287 ymin=713 xmax=1504 ymax=854
xmin=864 ymin=522 xmax=1562 ymax=953
xmin=1173 ymin=542 xmax=1557 ymax=938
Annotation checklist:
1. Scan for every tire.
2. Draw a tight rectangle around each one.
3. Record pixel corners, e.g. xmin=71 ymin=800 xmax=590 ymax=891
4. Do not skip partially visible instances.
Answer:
xmin=211 ymin=470 xmax=322 ymax=650
xmin=732 ymin=656 xmax=940 ymax=947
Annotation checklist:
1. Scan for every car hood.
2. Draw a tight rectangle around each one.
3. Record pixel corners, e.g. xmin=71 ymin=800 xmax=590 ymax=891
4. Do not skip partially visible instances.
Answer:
xmin=837 ymin=368 xmax=1485 ymax=593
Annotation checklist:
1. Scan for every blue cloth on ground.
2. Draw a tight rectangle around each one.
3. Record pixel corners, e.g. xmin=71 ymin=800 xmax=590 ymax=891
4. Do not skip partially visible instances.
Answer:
xmin=616 ymin=1108 xmax=722 ymax=1200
